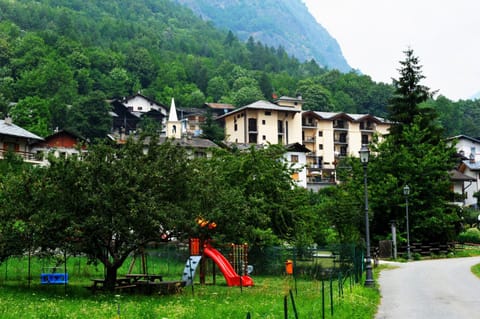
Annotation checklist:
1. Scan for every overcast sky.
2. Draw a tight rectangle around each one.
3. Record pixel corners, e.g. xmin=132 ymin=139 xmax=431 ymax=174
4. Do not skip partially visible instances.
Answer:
xmin=302 ymin=0 xmax=480 ymax=101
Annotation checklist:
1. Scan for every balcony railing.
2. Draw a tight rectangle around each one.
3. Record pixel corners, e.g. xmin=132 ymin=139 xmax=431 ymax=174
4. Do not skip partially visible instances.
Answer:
xmin=334 ymin=138 xmax=348 ymax=144
xmin=0 ymin=149 xmax=44 ymax=164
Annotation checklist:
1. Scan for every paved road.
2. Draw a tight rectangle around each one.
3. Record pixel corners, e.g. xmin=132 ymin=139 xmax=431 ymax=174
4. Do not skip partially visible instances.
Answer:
xmin=376 ymin=256 xmax=480 ymax=319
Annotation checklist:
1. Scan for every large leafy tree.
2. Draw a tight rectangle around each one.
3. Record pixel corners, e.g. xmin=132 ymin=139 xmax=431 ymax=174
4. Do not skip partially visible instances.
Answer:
xmin=66 ymin=91 xmax=111 ymax=142
xmin=43 ymin=138 xmax=191 ymax=290
xmin=9 ymin=96 xmax=51 ymax=137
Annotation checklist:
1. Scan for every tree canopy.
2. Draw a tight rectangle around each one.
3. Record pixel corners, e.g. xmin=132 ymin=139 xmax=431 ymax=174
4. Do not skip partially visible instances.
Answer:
xmin=369 ymin=49 xmax=458 ymax=243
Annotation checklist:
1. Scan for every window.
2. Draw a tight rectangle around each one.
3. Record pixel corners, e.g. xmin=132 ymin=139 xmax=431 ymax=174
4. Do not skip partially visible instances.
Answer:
xmin=3 ymin=142 xmax=19 ymax=152
xmin=262 ymin=120 xmax=266 ymax=125
xmin=248 ymin=118 xmax=257 ymax=132
xmin=234 ymin=123 xmax=238 ymax=131
xmin=265 ymin=111 xmax=272 ymax=116
xmin=318 ymin=131 xmax=323 ymax=137
xmin=291 ymin=155 xmax=299 ymax=163
xmin=262 ymin=135 xmax=266 ymax=140
xmin=361 ymin=134 xmax=369 ymax=145
xmin=319 ymin=144 xmax=323 ymax=150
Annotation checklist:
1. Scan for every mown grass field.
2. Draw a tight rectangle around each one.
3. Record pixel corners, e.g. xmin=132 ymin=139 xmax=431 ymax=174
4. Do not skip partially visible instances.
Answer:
xmin=0 ymin=255 xmax=380 ymax=319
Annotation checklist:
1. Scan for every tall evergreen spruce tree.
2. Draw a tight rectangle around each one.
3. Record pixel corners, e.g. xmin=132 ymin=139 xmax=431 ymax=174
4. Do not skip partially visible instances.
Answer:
xmin=368 ymin=49 xmax=459 ymax=244
xmin=388 ymin=48 xmax=442 ymax=144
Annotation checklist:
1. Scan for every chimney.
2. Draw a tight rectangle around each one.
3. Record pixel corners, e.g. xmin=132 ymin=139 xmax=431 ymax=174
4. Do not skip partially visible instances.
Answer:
xmin=4 ymin=117 xmax=12 ymax=125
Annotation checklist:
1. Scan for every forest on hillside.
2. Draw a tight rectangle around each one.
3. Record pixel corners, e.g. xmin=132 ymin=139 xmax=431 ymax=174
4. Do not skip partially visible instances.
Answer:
xmin=0 ymin=0 xmax=478 ymax=140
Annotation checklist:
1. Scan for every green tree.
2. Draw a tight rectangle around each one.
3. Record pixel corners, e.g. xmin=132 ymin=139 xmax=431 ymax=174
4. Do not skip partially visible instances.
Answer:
xmin=67 ymin=91 xmax=111 ymax=141
xmin=367 ymin=49 xmax=458 ymax=243
xmin=201 ymin=145 xmax=297 ymax=246
xmin=206 ymin=76 xmax=229 ymax=102
xmin=44 ymin=138 xmax=191 ymax=290
xmin=297 ymin=79 xmax=334 ymax=111
xmin=387 ymin=48 xmax=440 ymax=144
xmin=9 ymin=96 xmax=51 ymax=137
xmin=369 ymin=122 xmax=458 ymax=243
xmin=231 ymin=86 xmax=264 ymax=107
xmin=200 ymin=111 xmax=224 ymax=144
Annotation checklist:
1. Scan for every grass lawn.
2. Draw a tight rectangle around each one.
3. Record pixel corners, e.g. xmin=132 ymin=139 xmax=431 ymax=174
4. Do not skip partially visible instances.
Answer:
xmin=0 ymin=275 xmax=380 ymax=319
xmin=0 ymin=251 xmax=381 ymax=318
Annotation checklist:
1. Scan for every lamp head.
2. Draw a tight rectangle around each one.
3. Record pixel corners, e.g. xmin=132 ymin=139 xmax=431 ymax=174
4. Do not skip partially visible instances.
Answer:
xmin=359 ymin=144 xmax=370 ymax=164
xmin=403 ymin=184 xmax=410 ymax=196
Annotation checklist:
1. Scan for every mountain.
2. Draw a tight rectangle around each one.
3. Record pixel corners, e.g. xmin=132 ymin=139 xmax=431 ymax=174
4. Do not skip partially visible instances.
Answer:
xmin=174 ymin=0 xmax=351 ymax=72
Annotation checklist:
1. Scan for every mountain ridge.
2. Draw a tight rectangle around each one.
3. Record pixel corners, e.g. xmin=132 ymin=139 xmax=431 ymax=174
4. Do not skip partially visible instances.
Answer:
xmin=174 ymin=0 xmax=351 ymax=72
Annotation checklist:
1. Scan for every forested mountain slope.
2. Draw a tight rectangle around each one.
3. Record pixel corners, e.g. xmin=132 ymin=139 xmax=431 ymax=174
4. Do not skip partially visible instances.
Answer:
xmin=0 ymin=0 xmax=477 ymax=140
xmin=175 ymin=0 xmax=351 ymax=72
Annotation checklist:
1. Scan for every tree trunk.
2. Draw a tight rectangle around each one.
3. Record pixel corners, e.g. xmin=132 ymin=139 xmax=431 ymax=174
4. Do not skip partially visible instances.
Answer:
xmin=104 ymin=265 xmax=118 ymax=292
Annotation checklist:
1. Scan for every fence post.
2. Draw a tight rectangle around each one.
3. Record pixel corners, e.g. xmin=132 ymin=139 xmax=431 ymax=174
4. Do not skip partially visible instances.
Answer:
xmin=289 ymin=289 xmax=299 ymax=319
xmin=330 ymin=274 xmax=334 ymax=316
xmin=321 ymin=276 xmax=325 ymax=319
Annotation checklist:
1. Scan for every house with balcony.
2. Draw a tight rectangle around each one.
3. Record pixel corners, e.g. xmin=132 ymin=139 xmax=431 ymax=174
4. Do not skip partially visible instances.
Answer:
xmin=447 ymin=135 xmax=480 ymax=208
xmin=30 ymin=129 xmax=88 ymax=164
xmin=0 ymin=117 xmax=44 ymax=164
xmin=110 ymin=93 xmax=168 ymax=136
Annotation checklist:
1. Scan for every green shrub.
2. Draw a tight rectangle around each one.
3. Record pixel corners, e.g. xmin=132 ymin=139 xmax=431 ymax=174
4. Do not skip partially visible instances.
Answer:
xmin=458 ymin=228 xmax=480 ymax=244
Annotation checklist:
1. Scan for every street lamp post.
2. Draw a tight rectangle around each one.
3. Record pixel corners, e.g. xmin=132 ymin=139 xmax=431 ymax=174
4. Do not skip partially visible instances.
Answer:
xmin=403 ymin=185 xmax=411 ymax=260
xmin=359 ymin=145 xmax=374 ymax=287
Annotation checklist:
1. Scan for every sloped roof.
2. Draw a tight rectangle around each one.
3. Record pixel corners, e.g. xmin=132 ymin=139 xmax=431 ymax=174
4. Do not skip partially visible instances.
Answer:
xmin=122 ymin=93 xmax=167 ymax=108
xmin=310 ymin=111 xmax=389 ymax=124
xmin=0 ymin=119 xmax=43 ymax=141
xmin=463 ymin=159 xmax=480 ymax=171
xmin=286 ymin=142 xmax=311 ymax=153
xmin=205 ymin=103 xmax=235 ymax=110
xmin=217 ymin=100 xmax=300 ymax=119
xmin=447 ymin=135 xmax=480 ymax=144
xmin=274 ymin=96 xmax=303 ymax=103
xmin=449 ymin=169 xmax=476 ymax=181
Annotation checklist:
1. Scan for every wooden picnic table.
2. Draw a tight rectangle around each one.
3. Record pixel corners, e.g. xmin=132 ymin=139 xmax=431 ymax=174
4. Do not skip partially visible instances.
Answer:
xmin=89 ymin=277 xmax=134 ymax=292
xmin=125 ymin=274 xmax=163 ymax=283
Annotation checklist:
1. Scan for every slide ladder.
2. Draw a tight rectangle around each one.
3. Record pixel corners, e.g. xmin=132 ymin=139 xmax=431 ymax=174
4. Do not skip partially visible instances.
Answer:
xmin=182 ymin=256 xmax=202 ymax=286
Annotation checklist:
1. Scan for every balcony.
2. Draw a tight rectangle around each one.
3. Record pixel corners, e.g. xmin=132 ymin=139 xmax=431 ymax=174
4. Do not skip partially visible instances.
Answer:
xmin=302 ymin=120 xmax=317 ymax=128
xmin=360 ymin=122 xmax=375 ymax=131
xmin=333 ymin=120 xmax=348 ymax=130
xmin=334 ymin=135 xmax=348 ymax=144
xmin=0 ymin=149 xmax=45 ymax=165
xmin=303 ymin=136 xmax=315 ymax=143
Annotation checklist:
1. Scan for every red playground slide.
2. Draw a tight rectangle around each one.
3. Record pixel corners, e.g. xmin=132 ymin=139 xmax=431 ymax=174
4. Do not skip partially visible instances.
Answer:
xmin=203 ymin=245 xmax=254 ymax=287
